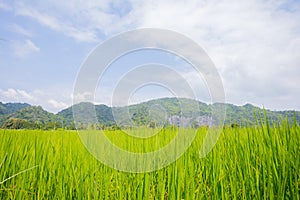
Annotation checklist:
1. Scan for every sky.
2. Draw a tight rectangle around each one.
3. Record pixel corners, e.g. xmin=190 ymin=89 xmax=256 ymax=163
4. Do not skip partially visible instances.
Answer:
xmin=0 ymin=0 xmax=300 ymax=113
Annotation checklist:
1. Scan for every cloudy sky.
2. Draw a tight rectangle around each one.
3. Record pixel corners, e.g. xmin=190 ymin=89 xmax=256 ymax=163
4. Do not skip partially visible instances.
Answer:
xmin=0 ymin=0 xmax=299 ymax=113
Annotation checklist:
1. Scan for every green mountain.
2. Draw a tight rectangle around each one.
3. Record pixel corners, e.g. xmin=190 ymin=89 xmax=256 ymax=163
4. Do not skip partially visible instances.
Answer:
xmin=0 ymin=102 xmax=30 ymax=115
xmin=7 ymin=106 xmax=59 ymax=123
xmin=58 ymin=98 xmax=300 ymax=128
xmin=57 ymin=102 xmax=115 ymax=126
xmin=0 ymin=98 xmax=299 ymax=129
xmin=1 ymin=105 xmax=63 ymax=129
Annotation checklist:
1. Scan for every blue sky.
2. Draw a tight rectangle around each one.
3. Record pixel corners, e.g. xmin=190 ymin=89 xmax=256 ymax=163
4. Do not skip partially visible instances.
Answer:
xmin=0 ymin=0 xmax=300 ymax=113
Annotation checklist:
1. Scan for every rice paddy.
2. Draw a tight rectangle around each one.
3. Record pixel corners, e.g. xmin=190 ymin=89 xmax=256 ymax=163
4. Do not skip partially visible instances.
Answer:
xmin=0 ymin=120 xmax=299 ymax=199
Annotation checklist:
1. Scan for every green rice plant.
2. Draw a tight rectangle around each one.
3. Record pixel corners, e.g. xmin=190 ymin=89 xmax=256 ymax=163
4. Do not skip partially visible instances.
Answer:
xmin=0 ymin=119 xmax=299 ymax=199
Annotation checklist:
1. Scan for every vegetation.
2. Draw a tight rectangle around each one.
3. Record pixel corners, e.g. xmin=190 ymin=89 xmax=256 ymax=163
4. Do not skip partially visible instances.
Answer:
xmin=1 ymin=98 xmax=300 ymax=129
xmin=0 ymin=118 xmax=299 ymax=199
xmin=0 ymin=102 xmax=30 ymax=115
xmin=1 ymin=118 xmax=36 ymax=130
xmin=0 ymin=106 xmax=63 ymax=130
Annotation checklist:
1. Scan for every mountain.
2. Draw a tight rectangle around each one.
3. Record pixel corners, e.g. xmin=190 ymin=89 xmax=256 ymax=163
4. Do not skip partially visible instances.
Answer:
xmin=57 ymin=102 xmax=115 ymax=126
xmin=0 ymin=102 xmax=31 ymax=127
xmin=0 ymin=105 xmax=63 ymax=129
xmin=0 ymin=102 xmax=30 ymax=115
xmin=7 ymin=106 xmax=59 ymax=123
xmin=0 ymin=98 xmax=299 ymax=129
xmin=58 ymin=98 xmax=300 ymax=128
xmin=111 ymin=98 xmax=211 ymax=127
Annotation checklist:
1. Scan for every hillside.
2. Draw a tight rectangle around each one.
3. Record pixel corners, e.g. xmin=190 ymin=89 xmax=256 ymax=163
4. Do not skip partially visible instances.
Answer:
xmin=0 ymin=105 xmax=63 ymax=129
xmin=7 ymin=106 xmax=60 ymax=123
xmin=57 ymin=102 xmax=115 ymax=126
xmin=58 ymin=98 xmax=300 ymax=128
xmin=0 ymin=102 xmax=30 ymax=115
xmin=0 ymin=98 xmax=299 ymax=129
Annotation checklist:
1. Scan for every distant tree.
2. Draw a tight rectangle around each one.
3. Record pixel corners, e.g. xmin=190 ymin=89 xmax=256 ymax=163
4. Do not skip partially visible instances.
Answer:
xmin=231 ymin=123 xmax=239 ymax=128
xmin=2 ymin=118 xmax=33 ymax=129
xmin=149 ymin=122 xmax=156 ymax=129
xmin=77 ymin=123 xmax=85 ymax=130
xmin=131 ymin=111 xmax=149 ymax=126
xmin=191 ymin=121 xmax=199 ymax=129
xmin=67 ymin=122 xmax=76 ymax=130
xmin=87 ymin=123 xmax=93 ymax=130
xmin=44 ymin=122 xmax=54 ymax=130
xmin=35 ymin=121 xmax=43 ymax=129
xmin=111 ymin=124 xmax=121 ymax=130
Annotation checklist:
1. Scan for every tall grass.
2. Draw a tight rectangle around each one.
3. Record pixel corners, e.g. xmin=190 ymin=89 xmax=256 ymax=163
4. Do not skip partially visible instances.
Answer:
xmin=0 ymin=120 xmax=299 ymax=199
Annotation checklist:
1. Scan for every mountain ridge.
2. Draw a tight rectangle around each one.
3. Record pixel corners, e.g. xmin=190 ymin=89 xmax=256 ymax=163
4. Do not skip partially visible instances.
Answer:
xmin=0 ymin=98 xmax=299 ymax=129
xmin=0 ymin=102 xmax=30 ymax=115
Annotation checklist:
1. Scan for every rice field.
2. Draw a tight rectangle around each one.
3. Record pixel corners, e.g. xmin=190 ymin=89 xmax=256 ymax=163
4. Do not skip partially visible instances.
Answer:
xmin=0 ymin=120 xmax=299 ymax=199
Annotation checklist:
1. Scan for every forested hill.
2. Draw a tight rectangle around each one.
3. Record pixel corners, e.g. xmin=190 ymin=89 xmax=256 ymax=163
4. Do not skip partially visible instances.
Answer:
xmin=0 ymin=105 xmax=63 ymax=129
xmin=0 ymin=98 xmax=299 ymax=129
xmin=0 ymin=102 xmax=30 ymax=115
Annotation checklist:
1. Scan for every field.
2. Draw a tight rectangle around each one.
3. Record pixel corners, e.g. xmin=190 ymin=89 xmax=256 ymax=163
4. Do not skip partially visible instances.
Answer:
xmin=0 ymin=121 xmax=299 ymax=199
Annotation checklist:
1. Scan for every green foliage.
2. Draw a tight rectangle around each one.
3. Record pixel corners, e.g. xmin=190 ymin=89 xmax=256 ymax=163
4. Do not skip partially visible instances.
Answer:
xmin=1 ymin=98 xmax=300 ymax=129
xmin=2 ymin=106 xmax=60 ymax=125
xmin=0 ymin=102 xmax=30 ymax=115
xmin=131 ymin=110 xmax=149 ymax=126
xmin=230 ymin=123 xmax=239 ymax=128
xmin=0 ymin=105 xmax=64 ymax=130
xmin=1 ymin=118 xmax=35 ymax=129
xmin=57 ymin=103 xmax=115 ymax=127
xmin=0 ymin=120 xmax=299 ymax=199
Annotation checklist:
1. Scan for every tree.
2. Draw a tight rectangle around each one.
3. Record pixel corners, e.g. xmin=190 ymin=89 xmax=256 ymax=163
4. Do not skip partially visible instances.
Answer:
xmin=2 ymin=118 xmax=33 ymax=129
xmin=149 ymin=122 xmax=156 ymax=129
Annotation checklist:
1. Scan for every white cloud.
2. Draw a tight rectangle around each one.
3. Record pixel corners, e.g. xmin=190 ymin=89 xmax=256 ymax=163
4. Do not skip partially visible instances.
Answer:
xmin=0 ymin=88 xmax=18 ymax=99
xmin=71 ymin=92 xmax=94 ymax=103
xmin=2 ymin=0 xmax=300 ymax=110
xmin=0 ymin=88 xmax=36 ymax=101
xmin=125 ymin=0 xmax=300 ymax=110
xmin=11 ymin=39 xmax=40 ymax=58
xmin=48 ymin=99 xmax=68 ymax=110
xmin=8 ymin=23 xmax=33 ymax=37
xmin=0 ymin=2 xmax=11 ymax=11
xmin=14 ymin=3 xmax=100 ymax=43
xmin=0 ymin=88 xmax=71 ymax=113
xmin=17 ymin=89 xmax=35 ymax=101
